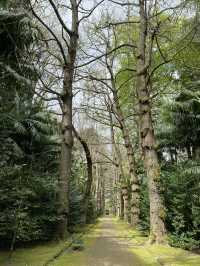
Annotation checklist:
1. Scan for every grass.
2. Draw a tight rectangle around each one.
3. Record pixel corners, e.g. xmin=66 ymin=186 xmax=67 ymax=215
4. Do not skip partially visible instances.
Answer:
xmin=0 ymin=241 xmax=68 ymax=266
xmin=0 ymin=223 xmax=98 ymax=266
xmin=51 ymin=221 xmax=102 ymax=266
xmin=115 ymin=218 xmax=200 ymax=266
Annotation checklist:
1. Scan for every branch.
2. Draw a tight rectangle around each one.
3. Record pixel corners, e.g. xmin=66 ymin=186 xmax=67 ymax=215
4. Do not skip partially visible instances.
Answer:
xmin=78 ymin=0 xmax=105 ymax=23
xmin=76 ymin=43 xmax=136 ymax=68
xmin=49 ymin=0 xmax=73 ymax=36
xmin=96 ymin=150 xmax=119 ymax=167
xmin=29 ymin=1 xmax=67 ymax=65
xmin=108 ymin=0 xmax=139 ymax=7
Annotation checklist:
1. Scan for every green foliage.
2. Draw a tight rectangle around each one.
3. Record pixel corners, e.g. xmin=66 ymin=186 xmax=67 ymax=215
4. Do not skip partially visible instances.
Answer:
xmin=69 ymin=158 xmax=97 ymax=228
xmin=138 ymin=162 xmax=200 ymax=250
xmin=0 ymin=167 xmax=58 ymax=246
xmin=161 ymin=163 xmax=200 ymax=250
xmin=0 ymin=102 xmax=60 ymax=247
xmin=68 ymin=171 xmax=84 ymax=227
xmin=169 ymin=232 xmax=200 ymax=251
xmin=0 ymin=0 xmax=7 ymax=8
xmin=0 ymin=1 xmax=62 ymax=248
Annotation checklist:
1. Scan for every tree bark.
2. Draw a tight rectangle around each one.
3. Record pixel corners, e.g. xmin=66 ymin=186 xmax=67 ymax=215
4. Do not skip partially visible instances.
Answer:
xmin=110 ymin=83 xmax=140 ymax=227
xmin=108 ymin=109 xmax=128 ymax=221
xmin=120 ymin=189 xmax=124 ymax=219
xmin=57 ymin=0 xmax=78 ymax=239
xmin=72 ymin=126 xmax=93 ymax=224
xmin=57 ymin=66 xmax=74 ymax=238
xmin=122 ymin=185 xmax=129 ymax=222
xmin=96 ymin=166 xmax=101 ymax=215
xmin=101 ymin=174 xmax=105 ymax=214
xmin=135 ymin=0 xmax=167 ymax=244
xmin=193 ymin=146 xmax=200 ymax=160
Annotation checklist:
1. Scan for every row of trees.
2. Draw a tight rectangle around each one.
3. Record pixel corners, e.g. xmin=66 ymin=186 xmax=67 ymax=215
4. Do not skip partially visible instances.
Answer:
xmin=0 ymin=0 xmax=107 ymax=248
xmin=0 ymin=0 xmax=200 ymax=250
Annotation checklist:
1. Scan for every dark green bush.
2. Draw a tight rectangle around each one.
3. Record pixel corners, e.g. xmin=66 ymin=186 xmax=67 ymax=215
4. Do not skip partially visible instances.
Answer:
xmin=0 ymin=166 xmax=58 ymax=247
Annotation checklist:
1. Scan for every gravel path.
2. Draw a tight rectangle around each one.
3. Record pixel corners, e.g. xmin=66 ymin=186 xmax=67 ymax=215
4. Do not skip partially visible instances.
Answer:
xmin=84 ymin=217 xmax=143 ymax=266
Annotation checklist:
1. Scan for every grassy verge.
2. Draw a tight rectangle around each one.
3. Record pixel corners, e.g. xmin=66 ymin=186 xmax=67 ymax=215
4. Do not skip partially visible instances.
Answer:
xmin=0 ymin=241 xmax=68 ymax=266
xmin=0 ymin=223 xmax=99 ymax=266
xmin=50 ymin=220 xmax=102 ymax=266
xmin=115 ymin=218 xmax=200 ymax=266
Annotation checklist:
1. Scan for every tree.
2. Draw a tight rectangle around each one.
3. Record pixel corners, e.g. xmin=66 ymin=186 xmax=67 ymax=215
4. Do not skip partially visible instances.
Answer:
xmin=134 ymin=0 xmax=167 ymax=244
xmin=30 ymin=0 xmax=105 ymax=238
xmin=72 ymin=126 xmax=93 ymax=224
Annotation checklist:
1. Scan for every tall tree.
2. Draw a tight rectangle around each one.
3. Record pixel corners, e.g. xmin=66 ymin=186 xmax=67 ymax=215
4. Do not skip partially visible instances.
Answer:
xmin=135 ymin=0 xmax=167 ymax=243
xmin=30 ymin=0 xmax=104 ymax=238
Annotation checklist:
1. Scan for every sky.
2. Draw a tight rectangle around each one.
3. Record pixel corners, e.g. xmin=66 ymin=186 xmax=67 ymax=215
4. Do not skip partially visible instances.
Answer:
xmin=33 ymin=0 xmax=190 ymax=141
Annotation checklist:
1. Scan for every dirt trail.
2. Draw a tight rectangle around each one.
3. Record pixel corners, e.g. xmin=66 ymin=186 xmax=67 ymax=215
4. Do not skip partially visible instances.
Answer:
xmin=83 ymin=217 xmax=143 ymax=266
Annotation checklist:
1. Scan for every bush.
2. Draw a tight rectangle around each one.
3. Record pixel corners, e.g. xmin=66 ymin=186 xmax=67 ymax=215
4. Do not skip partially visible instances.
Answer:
xmin=169 ymin=232 xmax=200 ymax=250
xmin=0 ymin=166 xmax=58 ymax=247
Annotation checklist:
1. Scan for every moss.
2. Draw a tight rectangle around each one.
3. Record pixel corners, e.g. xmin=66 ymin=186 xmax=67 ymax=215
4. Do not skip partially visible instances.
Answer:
xmin=159 ymin=207 xmax=166 ymax=219
xmin=115 ymin=218 xmax=200 ymax=266
xmin=0 ymin=223 xmax=98 ymax=266
xmin=0 ymin=241 xmax=69 ymax=266
xmin=51 ymin=250 xmax=86 ymax=266
xmin=152 ymin=169 xmax=161 ymax=181
xmin=52 ymin=222 xmax=101 ymax=266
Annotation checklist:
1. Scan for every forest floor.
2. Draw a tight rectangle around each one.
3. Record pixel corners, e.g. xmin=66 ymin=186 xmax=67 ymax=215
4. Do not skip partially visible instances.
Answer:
xmin=1 ymin=217 xmax=200 ymax=266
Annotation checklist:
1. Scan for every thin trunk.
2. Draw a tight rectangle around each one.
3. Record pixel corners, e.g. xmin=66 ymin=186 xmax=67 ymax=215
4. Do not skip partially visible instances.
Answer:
xmin=106 ymin=70 xmax=140 ymax=225
xmin=169 ymin=148 xmax=175 ymax=163
xmin=111 ymin=86 xmax=140 ymax=227
xmin=101 ymin=174 xmax=105 ymax=214
xmin=136 ymin=0 xmax=167 ymax=244
xmin=122 ymin=185 xmax=129 ymax=222
xmin=114 ymin=163 xmax=120 ymax=217
xmin=193 ymin=146 xmax=200 ymax=160
xmin=120 ymin=188 xmax=124 ymax=219
xmin=99 ymin=167 xmax=105 ymax=215
xmin=72 ymin=126 xmax=93 ymax=224
xmin=96 ymin=167 xmax=101 ymax=215
xmin=109 ymin=110 xmax=127 ymax=220
xmin=186 ymin=145 xmax=192 ymax=159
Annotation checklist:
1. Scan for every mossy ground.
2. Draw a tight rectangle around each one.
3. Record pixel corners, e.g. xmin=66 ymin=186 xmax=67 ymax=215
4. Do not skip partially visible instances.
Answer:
xmin=0 ymin=223 xmax=98 ymax=266
xmin=115 ymin=218 xmax=200 ymax=266
xmin=0 ymin=241 xmax=68 ymax=266
xmin=50 ymin=222 xmax=101 ymax=266
xmin=0 ymin=218 xmax=200 ymax=266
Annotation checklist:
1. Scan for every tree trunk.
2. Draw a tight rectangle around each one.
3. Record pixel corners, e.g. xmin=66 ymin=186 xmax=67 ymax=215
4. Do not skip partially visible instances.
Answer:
xmin=112 ymin=90 xmax=140 ymax=226
xmin=120 ymin=188 xmax=124 ymax=219
xmin=98 ymin=167 xmax=105 ymax=215
xmin=96 ymin=168 xmax=101 ymax=215
xmin=101 ymin=175 xmax=105 ymax=214
xmin=83 ymin=147 xmax=93 ymax=223
xmin=193 ymin=146 xmax=200 ymax=160
xmin=121 ymin=126 xmax=140 ymax=226
xmin=122 ymin=186 xmax=129 ymax=222
xmin=186 ymin=145 xmax=192 ymax=159
xmin=135 ymin=0 xmax=167 ymax=244
xmin=57 ymin=66 xmax=74 ymax=239
xmin=56 ymin=0 xmax=78 ymax=238
xmin=108 ymin=77 xmax=140 ymax=226
xmin=109 ymin=109 xmax=129 ymax=221
xmin=72 ymin=126 xmax=93 ymax=224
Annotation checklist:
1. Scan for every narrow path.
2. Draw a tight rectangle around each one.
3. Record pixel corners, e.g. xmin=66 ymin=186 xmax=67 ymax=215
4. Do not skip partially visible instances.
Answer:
xmin=84 ymin=217 xmax=142 ymax=266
